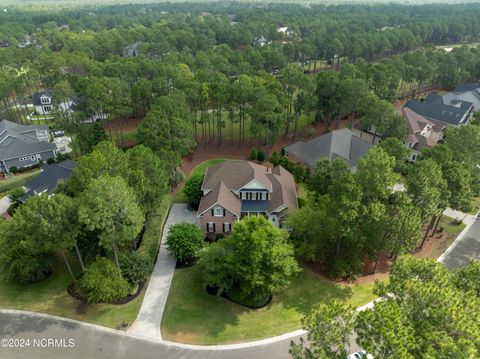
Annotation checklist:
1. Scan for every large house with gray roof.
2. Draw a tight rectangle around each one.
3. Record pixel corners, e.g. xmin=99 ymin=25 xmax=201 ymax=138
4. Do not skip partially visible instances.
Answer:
xmin=450 ymin=83 xmax=480 ymax=111
xmin=197 ymin=160 xmax=298 ymax=237
xmin=404 ymin=93 xmax=473 ymax=126
xmin=283 ymin=128 xmax=373 ymax=171
xmin=0 ymin=120 xmax=57 ymax=173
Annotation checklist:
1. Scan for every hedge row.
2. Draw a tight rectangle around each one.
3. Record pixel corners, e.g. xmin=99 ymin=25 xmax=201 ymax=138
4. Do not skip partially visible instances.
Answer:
xmin=137 ymin=194 xmax=173 ymax=263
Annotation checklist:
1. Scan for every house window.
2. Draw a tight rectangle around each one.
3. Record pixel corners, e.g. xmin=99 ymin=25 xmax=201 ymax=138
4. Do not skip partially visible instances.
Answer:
xmin=207 ymin=222 xmax=215 ymax=233
xmin=213 ymin=207 xmax=224 ymax=217
xmin=241 ymin=192 xmax=246 ymax=200
xmin=412 ymin=154 xmax=417 ymax=161
xmin=223 ymin=222 xmax=231 ymax=233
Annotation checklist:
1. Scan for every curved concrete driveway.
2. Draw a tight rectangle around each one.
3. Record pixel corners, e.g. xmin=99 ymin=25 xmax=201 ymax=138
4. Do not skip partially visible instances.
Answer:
xmin=0 ymin=310 xmax=302 ymax=359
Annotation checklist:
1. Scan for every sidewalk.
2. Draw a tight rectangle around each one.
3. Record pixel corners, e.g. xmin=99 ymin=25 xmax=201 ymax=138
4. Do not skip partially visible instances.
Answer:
xmin=128 ymin=204 xmax=199 ymax=339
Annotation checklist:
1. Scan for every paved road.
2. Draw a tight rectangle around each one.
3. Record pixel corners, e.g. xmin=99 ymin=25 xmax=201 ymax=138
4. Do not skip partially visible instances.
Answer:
xmin=0 ymin=310 xmax=301 ymax=359
xmin=440 ymin=219 xmax=480 ymax=269
xmin=0 ymin=196 xmax=11 ymax=216
xmin=128 ymin=204 xmax=199 ymax=339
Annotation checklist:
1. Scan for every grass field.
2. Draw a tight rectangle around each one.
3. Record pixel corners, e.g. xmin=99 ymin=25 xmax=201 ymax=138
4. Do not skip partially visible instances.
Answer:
xmin=0 ymin=258 xmax=145 ymax=329
xmin=0 ymin=170 xmax=41 ymax=192
xmin=161 ymin=265 xmax=378 ymax=344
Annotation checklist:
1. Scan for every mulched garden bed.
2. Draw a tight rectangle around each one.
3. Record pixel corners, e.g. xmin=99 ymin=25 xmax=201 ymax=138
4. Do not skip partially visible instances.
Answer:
xmin=205 ymin=285 xmax=272 ymax=309
xmin=67 ymin=279 xmax=145 ymax=305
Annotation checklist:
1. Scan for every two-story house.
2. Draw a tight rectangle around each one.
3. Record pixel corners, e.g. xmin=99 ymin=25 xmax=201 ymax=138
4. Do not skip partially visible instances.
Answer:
xmin=402 ymin=108 xmax=445 ymax=161
xmin=197 ymin=160 xmax=298 ymax=237
xmin=33 ymin=90 xmax=74 ymax=116
xmin=0 ymin=120 xmax=57 ymax=173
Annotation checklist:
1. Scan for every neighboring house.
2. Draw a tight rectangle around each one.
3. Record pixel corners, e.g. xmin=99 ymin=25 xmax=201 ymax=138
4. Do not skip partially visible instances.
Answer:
xmin=21 ymin=160 xmax=76 ymax=201
xmin=124 ymin=42 xmax=140 ymax=57
xmin=0 ymin=120 xmax=57 ymax=173
xmin=402 ymin=107 xmax=445 ymax=161
xmin=33 ymin=90 xmax=74 ymax=116
xmin=284 ymin=128 xmax=373 ymax=171
xmin=404 ymin=93 xmax=474 ymax=126
xmin=449 ymin=83 xmax=480 ymax=111
xmin=197 ymin=160 xmax=298 ymax=237
xmin=253 ymin=35 xmax=269 ymax=47
xmin=277 ymin=26 xmax=294 ymax=36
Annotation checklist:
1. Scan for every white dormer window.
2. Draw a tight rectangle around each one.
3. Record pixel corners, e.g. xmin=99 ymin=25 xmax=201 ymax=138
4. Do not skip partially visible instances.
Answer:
xmin=213 ymin=207 xmax=224 ymax=217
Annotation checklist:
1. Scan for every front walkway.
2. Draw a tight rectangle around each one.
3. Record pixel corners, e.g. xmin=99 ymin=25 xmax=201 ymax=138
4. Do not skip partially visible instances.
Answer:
xmin=128 ymin=204 xmax=199 ymax=339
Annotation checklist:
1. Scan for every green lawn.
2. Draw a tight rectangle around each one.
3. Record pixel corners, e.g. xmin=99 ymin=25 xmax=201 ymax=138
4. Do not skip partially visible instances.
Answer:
xmin=174 ymin=159 xmax=227 ymax=204
xmin=190 ymin=158 xmax=227 ymax=177
xmin=0 ymin=258 xmax=145 ymax=329
xmin=0 ymin=195 xmax=173 ymax=329
xmin=0 ymin=170 xmax=41 ymax=192
xmin=161 ymin=265 xmax=378 ymax=344
xmin=440 ymin=215 xmax=466 ymax=235
xmin=296 ymin=182 xmax=307 ymax=200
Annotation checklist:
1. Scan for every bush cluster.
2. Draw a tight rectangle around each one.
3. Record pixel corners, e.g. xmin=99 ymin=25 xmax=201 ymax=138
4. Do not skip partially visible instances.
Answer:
xmin=270 ymin=152 xmax=309 ymax=183
xmin=77 ymin=258 xmax=130 ymax=303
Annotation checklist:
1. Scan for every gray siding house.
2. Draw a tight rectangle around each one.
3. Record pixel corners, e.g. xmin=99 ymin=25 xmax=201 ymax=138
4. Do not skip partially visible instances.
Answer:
xmin=0 ymin=120 xmax=57 ymax=173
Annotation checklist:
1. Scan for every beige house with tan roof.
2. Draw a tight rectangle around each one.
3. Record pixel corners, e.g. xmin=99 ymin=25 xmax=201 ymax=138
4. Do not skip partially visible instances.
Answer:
xmin=197 ymin=160 xmax=298 ymax=237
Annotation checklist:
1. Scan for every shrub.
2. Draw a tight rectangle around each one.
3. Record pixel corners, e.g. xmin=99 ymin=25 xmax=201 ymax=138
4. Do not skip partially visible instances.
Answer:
xmin=298 ymin=197 xmax=306 ymax=208
xmin=120 ymin=251 xmax=152 ymax=286
xmin=165 ymin=222 xmax=205 ymax=263
xmin=183 ymin=174 xmax=204 ymax=209
xmin=56 ymin=153 xmax=69 ymax=162
xmin=46 ymin=157 xmax=55 ymax=165
xmin=7 ymin=202 xmax=19 ymax=216
xmin=9 ymin=166 xmax=17 ymax=174
xmin=77 ymin=258 xmax=130 ymax=303
xmin=250 ymin=149 xmax=258 ymax=161
xmin=8 ymin=187 xmax=25 ymax=203
xmin=138 ymin=195 xmax=173 ymax=262
xmin=257 ymin=151 xmax=266 ymax=162
xmin=270 ymin=151 xmax=281 ymax=166
xmin=303 ymin=127 xmax=316 ymax=139
xmin=1 ymin=252 xmax=55 ymax=283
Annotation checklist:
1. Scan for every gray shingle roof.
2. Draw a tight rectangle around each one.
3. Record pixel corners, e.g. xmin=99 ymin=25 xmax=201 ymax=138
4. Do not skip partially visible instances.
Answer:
xmin=405 ymin=94 xmax=473 ymax=126
xmin=284 ymin=128 xmax=373 ymax=168
xmin=0 ymin=120 xmax=55 ymax=160
xmin=21 ymin=160 xmax=76 ymax=200
xmin=32 ymin=90 xmax=53 ymax=106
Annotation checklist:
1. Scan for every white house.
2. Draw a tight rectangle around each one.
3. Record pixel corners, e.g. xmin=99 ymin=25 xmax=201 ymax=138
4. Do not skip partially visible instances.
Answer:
xmin=33 ymin=90 xmax=74 ymax=116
